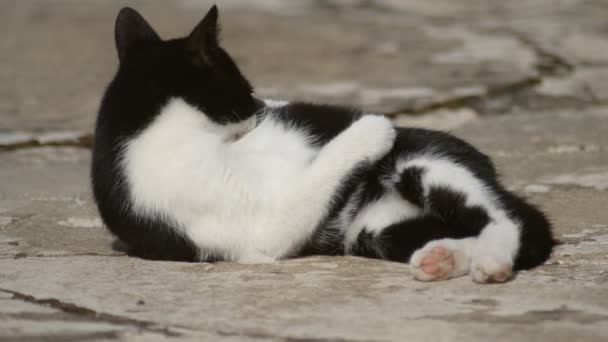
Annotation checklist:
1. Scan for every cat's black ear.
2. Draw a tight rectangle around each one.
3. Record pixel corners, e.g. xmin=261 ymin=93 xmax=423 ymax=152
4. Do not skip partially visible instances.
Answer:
xmin=115 ymin=7 xmax=161 ymax=62
xmin=186 ymin=5 xmax=220 ymax=64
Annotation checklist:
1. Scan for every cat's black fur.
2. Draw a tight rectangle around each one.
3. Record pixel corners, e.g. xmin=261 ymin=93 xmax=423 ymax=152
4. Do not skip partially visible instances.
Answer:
xmin=92 ymin=7 xmax=261 ymax=261
xmin=92 ymin=6 xmax=555 ymax=271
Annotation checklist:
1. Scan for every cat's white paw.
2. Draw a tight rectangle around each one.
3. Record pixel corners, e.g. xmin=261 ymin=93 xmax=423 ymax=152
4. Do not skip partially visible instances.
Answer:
xmin=471 ymin=256 xmax=513 ymax=284
xmin=351 ymin=115 xmax=396 ymax=163
xmin=410 ymin=240 xmax=471 ymax=282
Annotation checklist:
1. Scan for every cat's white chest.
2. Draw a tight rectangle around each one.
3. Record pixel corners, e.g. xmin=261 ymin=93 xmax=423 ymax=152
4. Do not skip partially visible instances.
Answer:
xmin=231 ymin=116 xmax=319 ymax=193
xmin=121 ymin=98 xmax=318 ymax=259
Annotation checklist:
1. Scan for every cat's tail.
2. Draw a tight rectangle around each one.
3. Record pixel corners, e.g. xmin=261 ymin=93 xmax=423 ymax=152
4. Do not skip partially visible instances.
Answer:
xmin=499 ymin=189 xmax=557 ymax=270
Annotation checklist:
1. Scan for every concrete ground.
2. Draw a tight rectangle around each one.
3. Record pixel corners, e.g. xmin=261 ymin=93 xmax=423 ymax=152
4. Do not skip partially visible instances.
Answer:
xmin=1 ymin=0 xmax=608 ymax=341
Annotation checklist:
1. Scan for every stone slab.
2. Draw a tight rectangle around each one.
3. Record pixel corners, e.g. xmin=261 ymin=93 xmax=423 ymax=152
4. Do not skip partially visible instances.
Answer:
xmin=0 ymin=147 xmax=116 ymax=258
xmin=0 ymin=254 xmax=607 ymax=341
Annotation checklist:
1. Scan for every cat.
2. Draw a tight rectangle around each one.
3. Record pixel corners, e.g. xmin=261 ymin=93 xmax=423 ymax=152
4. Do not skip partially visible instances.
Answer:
xmin=91 ymin=6 xmax=555 ymax=283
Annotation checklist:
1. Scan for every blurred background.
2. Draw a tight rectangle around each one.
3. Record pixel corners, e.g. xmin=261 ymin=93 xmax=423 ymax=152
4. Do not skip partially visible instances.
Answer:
xmin=3 ymin=0 xmax=608 ymax=133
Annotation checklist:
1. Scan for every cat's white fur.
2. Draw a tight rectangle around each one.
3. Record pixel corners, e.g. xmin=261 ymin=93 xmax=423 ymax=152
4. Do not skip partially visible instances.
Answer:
xmin=122 ymin=97 xmax=395 ymax=262
xmin=122 ymin=97 xmax=518 ymax=281
xmin=343 ymin=189 xmax=421 ymax=254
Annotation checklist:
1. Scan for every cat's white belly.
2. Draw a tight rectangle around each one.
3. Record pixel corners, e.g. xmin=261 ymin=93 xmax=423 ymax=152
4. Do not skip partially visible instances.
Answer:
xmin=122 ymin=98 xmax=319 ymax=260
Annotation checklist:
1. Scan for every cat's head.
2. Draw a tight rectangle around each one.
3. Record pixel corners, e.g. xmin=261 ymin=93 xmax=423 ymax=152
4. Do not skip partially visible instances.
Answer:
xmin=111 ymin=6 xmax=262 ymax=127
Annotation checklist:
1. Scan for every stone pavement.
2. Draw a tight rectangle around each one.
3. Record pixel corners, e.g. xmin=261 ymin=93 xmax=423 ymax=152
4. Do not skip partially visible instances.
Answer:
xmin=1 ymin=0 xmax=607 ymax=341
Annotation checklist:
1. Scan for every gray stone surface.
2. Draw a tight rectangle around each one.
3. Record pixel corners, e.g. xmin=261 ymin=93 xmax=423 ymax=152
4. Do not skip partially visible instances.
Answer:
xmin=0 ymin=147 xmax=116 ymax=258
xmin=1 ymin=0 xmax=608 ymax=341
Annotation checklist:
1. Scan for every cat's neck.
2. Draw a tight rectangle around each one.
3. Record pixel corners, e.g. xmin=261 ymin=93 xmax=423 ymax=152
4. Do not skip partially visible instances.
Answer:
xmin=150 ymin=98 xmax=253 ymax=143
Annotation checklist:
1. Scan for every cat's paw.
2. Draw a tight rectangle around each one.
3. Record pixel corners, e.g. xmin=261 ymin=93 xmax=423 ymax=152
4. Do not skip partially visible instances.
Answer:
xmin=351 ymin=115 xmax=396 ymax=162
xmin=410 ymin=240 xmax=471 ymax=282
xmin=471 ymin=256 xmax=513 ymax=284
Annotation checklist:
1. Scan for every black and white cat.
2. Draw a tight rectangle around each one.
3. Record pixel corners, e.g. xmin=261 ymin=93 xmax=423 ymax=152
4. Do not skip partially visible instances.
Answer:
xmin=92 ymin=6 xmax=555 ymax=283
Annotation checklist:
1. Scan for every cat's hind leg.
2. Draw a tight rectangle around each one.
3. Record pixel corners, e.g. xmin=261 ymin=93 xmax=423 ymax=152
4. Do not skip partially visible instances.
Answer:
xmin=396 ymin=157 xmax=522 ymax=283
xmin=347 ymin=155 xmax=528 ymax=283
xmin=411 ymin=236 xmax=512 ymax=283
xmin=345 ymin=193 xmax=486 ymax=282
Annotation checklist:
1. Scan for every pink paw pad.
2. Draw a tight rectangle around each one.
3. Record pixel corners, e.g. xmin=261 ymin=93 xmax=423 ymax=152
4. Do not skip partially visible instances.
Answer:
xmin=414 ymin=245 xmax=457 ymax=281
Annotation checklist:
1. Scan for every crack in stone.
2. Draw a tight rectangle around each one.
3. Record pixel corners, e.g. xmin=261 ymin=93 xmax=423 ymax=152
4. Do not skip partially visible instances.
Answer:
xmin=217 ymin=328 xmax=375 ymax=342
xmin=418 ymin=306 xmax=608 ymax=325
xmin=387 ymin=76 xmax=541 ymax=116
xmin=389 ymin=29 xmax=584 ymax=117
xmin=0 ymin=331 xmax=122 ymax=342
xmin=0 ymin=133 xmax=93 ymax=151
xmin=1 ymin=311 xmax=110 ymax=323
xmin=506 ymin=30 xmax=574 ymax=77
xmin=0 ymin=289 xmax=182 ymax=338
xmin=5 ymin=252 xmax=126 ymax=260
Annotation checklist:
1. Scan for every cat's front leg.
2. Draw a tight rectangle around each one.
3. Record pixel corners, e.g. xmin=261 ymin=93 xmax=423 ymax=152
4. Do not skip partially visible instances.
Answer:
xmin=306 ymin=115 xmax=396 ymax=202
xmin=313 ymin=115 xmax=396 ymax=173
xmin=275 ymin=115 xmax=396 ymax=256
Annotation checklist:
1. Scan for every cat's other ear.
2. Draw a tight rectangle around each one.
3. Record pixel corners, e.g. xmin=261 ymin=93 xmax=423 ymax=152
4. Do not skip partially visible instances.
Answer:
xmin=186 ymin=5 xmax=220 ymax=65
xmin=115 ymin=7 xmax=161 ymax=62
